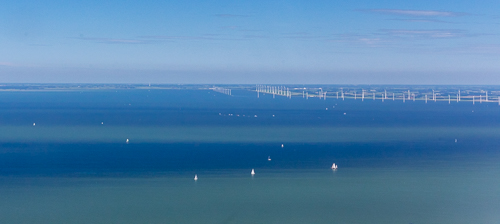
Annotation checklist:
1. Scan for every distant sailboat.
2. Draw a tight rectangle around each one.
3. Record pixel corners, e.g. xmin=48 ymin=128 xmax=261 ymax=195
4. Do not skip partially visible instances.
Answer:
xmin=126 ymin=139 xmax=129 ymax=144
xmin=268 ymin=156 xmax=271 ymax=161
xmin=251 ymin=169 xmax=255 ymax=175
xmin=281 ymin=144 xmax=284 ymax=148
xmin=331 ymin=163 xmax=338 ymax=169
xmin=194 ymin=174 xmax=198 ymax=181
xmin=32 ymin=123 xmax=36 ymax=126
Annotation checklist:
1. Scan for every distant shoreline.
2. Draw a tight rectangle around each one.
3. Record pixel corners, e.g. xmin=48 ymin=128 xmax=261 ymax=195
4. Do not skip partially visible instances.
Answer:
xmin=0 ymin=84 xmax=498 ymax=103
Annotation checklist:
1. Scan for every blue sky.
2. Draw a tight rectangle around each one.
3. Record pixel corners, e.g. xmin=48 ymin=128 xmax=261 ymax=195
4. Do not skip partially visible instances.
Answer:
xmin=1 ymin=0 xmax=499 ymax=84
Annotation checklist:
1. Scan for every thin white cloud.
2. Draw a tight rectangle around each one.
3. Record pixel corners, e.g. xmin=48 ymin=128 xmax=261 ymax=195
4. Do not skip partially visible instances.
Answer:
xmin=141 ymin=33 xmax=268 ymax=41
xmin=242 ymin=34 xmax=268 ymax=39
xmin=380 ymin=29 xmax=468 ymax=38
xmin=366 ymin=9 xmax=467 ymax=17
xmin=75 ymin=34 xmax=268 ymax=44
xmin=328 ymin=29 xmax=474 ymax=48
xmin=328 ymin=34 xmax=387 ymax=46
xmin=75 ymin=37 xmax=148 ymax=44
xmin=358 ymin=38 xmax=383 ymax=45
xmin=139 ymin=35 xmax=215 ymax=40
xmin=215 ymin=14 xmax=250 ymax=18
xmin=389 ymin=18 xmax=457 ymax=24
xmin=281 ymin=32 xmax=323 ymax=40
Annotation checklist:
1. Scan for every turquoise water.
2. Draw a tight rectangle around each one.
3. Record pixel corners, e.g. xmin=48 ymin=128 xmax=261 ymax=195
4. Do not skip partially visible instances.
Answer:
xmin=1 ymin=166 xmax=499 ymax=224
xmin=0 ymin=88 xmax=499 ymax=223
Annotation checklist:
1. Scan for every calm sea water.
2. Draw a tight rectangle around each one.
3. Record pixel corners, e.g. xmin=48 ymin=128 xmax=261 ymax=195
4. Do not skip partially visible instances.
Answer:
xmin=0 ymin=89 xmax=499 ymax=223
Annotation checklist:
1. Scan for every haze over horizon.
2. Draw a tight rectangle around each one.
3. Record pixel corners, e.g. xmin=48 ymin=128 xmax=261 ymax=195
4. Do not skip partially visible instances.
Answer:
xmin=1 ymin=0 xmax=499 ymax=84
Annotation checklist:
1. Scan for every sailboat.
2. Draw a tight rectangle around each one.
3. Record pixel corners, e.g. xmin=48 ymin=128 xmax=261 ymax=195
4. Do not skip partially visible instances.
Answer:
xmin=194 ymin=174 xmax=198 ymax=181
xmin=251 ymin=169 xmax=255 ymax=175
xmin=268 ymin=156 xmax=271 ymax=161
xmin=331 ymin=163 xmax=338 ymax=169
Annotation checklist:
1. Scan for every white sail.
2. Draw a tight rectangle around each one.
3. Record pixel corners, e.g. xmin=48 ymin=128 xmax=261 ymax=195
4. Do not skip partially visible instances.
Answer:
xmin=331 ymin=163 xmax=338 ymax=169
xmin=251 ymin=169 xmax=255 ymax=175
xmin=194 ymin=174 xmax=198 ymax=181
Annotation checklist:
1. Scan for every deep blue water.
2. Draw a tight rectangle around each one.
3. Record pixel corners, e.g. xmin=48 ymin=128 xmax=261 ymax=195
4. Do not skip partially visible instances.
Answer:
xmin=0 ymin=88 xmax=499 ymax=223
xmin=0 ymin=140 xmax=498 ymax=177
xmin=0 ymin=89 xmax=498 ymax=176
xmin=0 ymin=89 xmax=498 ymax=127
